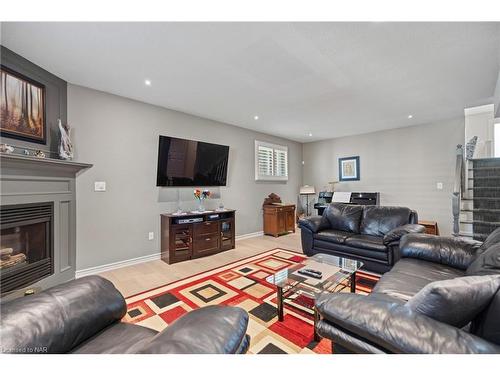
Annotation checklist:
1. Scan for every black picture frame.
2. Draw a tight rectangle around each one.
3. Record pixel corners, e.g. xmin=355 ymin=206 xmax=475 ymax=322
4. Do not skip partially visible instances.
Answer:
xmin=0 ymin=65 xmax=47 ymax=144
xmin=338 ymin=156 xmax=360 ymax=181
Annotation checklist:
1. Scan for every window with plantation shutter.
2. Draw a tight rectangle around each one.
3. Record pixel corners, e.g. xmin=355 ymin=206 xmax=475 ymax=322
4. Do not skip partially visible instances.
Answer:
xmin=257 ymin=145 xmax=274 ymax=177
xmin=255 ymin=140 xmax=288 ymax=181
xmin=274 ymin=149 xmax=288 ymax=177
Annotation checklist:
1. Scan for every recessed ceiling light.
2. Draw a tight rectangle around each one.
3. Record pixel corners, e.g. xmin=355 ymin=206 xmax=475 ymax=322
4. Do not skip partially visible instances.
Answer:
xmin=144 ymin=79 xmax=152 ymax=86
xmin=308 ymin=133 xmax=313 ymax=137
xmin=408 ymin=114 xmax=413 ymax=119
xmin=254 ymin=115 xmax=259 ymax=120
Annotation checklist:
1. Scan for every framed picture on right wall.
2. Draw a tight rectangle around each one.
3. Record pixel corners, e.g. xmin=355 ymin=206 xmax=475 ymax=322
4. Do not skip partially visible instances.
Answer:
xmin=338 ymin=156 xmax=360 ymax=181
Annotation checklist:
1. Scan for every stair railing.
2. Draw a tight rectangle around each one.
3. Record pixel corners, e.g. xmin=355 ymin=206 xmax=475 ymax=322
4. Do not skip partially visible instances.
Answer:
xmin=452 ymin=144 xmax=464 ymax=235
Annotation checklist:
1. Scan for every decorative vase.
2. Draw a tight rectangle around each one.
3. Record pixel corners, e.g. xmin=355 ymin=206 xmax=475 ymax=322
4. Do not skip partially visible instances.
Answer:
xmin=193 ymin=189 xmax=211 ymax=212
xmin=58 ymin=119 xmax=74 ymax=160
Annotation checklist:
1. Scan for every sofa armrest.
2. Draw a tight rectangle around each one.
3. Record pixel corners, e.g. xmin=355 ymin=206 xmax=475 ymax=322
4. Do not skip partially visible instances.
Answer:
xmin=315 ymin=293 xmax=500 ymax=354
xmin=383 ymin=224 xmax=426 ymax=245
xmin=138 ymin=306 xmax=249 ymax=354
xmin=0 ymin=276 xmax=126 ymax=354
xmin=399 ymin=233 xmax=482 ymax=270
xmin=298 ymin=215 xmax=329 ymax=233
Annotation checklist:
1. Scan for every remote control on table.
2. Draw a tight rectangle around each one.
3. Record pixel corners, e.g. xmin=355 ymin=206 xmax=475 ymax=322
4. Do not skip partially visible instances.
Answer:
xmin=298 ymin=269 xmax=323 ymax=279
xmin=304 ymin=268 xmax=322 ymax=276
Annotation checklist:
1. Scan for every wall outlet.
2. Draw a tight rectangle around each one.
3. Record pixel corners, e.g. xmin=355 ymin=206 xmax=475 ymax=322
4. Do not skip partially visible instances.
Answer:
xmin=436 ymin=182 xmax=443 ymax=190
xmin=94 ymin=181 xmax=106 ymax=192
xmin=148 ymin=232 xmax=154 ymax=240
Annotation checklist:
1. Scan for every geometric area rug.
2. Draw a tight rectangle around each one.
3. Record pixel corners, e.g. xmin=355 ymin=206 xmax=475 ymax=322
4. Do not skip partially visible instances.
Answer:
xmin=122 ymin=248 xmax=379 ymax=354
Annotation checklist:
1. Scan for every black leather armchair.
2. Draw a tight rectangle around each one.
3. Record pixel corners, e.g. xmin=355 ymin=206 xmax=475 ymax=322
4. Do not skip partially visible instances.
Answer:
xmin=299 ymin=203 xmax=424 ymax=273
xmin=314 ymin=229 xmax=500 ymax=354
xmin=0 ymin=276 xmax=250 ymax=354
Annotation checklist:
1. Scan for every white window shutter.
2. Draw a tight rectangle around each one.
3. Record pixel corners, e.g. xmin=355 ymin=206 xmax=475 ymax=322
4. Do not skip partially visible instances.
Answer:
xmin=255 ymin=141 xmax=288 ymax=181
xmin=274 ymin=149 xmax=288 ymax=177
xmin=258 ymin=145 xmax=274 ymax=177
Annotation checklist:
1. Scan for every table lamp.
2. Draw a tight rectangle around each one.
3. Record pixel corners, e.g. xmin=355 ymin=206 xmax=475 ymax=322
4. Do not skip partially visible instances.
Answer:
xmin=299 ymin=185 xmax=316 ymax=216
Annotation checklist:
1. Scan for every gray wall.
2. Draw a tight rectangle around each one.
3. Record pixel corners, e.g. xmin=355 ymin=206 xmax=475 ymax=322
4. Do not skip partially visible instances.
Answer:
xmin=0 ymin=46 xmax=67 ymax=156
xmin=68 ymin=84 xmax=302 ymax=271
xmin=302 ymin=118 xmax=465 ymax=235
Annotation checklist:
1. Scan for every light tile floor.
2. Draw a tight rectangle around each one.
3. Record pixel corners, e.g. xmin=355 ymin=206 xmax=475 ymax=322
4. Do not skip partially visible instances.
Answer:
xmin=99 ymin=231 xmax=302 ymax=297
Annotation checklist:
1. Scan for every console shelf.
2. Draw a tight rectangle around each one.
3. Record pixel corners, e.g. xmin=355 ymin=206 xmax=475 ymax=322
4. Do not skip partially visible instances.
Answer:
xmin=160 ymin=210 xmax=235 ymax=264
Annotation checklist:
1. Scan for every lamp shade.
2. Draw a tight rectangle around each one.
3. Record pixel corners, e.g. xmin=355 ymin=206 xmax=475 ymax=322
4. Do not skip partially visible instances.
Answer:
xmin=299 ymin=185 xmax=316 ymax=195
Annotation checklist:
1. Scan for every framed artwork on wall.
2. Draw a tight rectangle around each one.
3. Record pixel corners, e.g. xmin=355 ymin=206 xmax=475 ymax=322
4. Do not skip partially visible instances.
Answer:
xmin=0 ymin=65 xmax=46 ymax=144
xmin=338 ymin=156 xmax=360 ymax=181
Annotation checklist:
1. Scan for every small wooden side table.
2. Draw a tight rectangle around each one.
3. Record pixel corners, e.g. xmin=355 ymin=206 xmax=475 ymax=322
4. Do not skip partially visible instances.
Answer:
xmin=418 ymin=220 xmax=439 ymax=235
xmin=263 ymin=204 xmax=296 ymax=237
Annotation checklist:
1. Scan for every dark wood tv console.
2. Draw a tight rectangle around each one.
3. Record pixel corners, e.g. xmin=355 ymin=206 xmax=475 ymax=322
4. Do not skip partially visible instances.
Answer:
xmin=160 ymin=210 xmax=235 ymax=264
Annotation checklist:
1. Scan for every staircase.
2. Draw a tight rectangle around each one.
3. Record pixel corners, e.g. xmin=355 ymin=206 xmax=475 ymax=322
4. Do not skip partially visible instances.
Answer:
xmin=458 ymin=157 xmax=500 ymax=240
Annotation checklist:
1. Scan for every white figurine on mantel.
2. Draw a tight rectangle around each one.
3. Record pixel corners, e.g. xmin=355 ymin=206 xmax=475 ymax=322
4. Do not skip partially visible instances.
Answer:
xmin=58 ymin=119 xmax=74 ymax=160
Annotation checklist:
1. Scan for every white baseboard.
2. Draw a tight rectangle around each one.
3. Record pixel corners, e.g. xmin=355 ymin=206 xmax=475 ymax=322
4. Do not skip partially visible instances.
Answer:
xmin=235 ymin=231 xmax=264 ymax=241
xmin=76 ymin=231 xmax=264 ymax=278
xmin=75 ymin=252 xmax=161 ymax=278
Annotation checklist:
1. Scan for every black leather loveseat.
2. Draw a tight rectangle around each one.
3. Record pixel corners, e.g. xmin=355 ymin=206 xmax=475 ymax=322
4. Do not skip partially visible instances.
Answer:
xmin=0 ymin=276 xmax=250 ymax=354
xmin=315 ymin=228 xmax=500 ymax=353
xmin=299 ymin=203 xmax=425 ymax=273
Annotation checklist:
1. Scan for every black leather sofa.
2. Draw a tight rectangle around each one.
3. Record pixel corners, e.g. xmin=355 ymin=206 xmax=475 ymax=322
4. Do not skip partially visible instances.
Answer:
xmin=299 ymin=203 xmax=425 ymax=273
xmin=315 ymin=228 xmax=500 ymax=353
xmin=0 ymin=276 xmax=250 ymax=354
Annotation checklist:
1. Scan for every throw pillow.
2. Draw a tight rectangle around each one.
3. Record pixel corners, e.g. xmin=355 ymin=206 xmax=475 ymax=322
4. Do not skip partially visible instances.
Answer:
xmin=406 ymin=275 xmax=500 ymax=328
xmin=477 ymin=227 xmax=500 ymax=255
xmin=466 ymin=242 xmax=500 ymax=276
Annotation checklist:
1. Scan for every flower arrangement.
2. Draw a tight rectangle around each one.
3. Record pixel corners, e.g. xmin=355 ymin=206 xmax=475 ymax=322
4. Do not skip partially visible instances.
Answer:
xmin=194 ymin=189 xmax=211 ymax=211
xmin=194 ymin=189 xmax=211 ymax=200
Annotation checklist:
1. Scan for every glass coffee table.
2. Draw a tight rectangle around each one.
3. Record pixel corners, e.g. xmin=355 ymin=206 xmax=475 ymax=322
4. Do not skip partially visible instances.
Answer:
xmin=266 ymin=253 xmax=363 ymax=341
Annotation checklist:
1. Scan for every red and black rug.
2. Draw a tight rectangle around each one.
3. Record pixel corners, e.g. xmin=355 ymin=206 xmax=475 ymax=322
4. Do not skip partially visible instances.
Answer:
xmin=123 ymin=249 xmax=378 ymax=354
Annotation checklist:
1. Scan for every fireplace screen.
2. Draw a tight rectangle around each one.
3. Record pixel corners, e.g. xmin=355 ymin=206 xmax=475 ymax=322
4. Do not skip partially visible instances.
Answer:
xmin=1 ymin=202 xmax=53 ymax=294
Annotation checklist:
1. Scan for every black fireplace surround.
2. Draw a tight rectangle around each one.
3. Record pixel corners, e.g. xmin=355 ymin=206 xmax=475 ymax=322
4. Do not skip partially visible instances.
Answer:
xmin=0 ymin=202 xmax=54 ymax=294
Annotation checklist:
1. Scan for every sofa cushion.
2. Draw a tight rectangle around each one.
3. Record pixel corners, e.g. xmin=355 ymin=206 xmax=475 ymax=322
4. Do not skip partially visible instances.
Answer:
xmin=313 ymin=240 xmax=389 ymax=262
xmin=406 ymin=276 xmax=500 ymax=328
xmin=324 ymin=203 xmax=363 ymax=233
xmin=373 ymin=258 xmax=465 ymax=301
xmin=345 ymin=234 xmax=387 ymax=252
xmin=71 ymin=322 xmax=157 ymax=354
xmin=466 ymin=242 xmax=500 ymax=276
xmin=360 ymin=206 xmax=412 ymax=237
xmin=314 ymin=229 xmax=353 ymax=244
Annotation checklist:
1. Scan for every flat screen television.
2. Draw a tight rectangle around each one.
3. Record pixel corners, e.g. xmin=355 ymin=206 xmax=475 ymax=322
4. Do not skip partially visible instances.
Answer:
xmin=156 ymin=135 xmax=229 ymax=187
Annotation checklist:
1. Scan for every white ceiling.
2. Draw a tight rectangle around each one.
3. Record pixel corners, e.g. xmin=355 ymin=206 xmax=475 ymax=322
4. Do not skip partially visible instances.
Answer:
xmin=2 ymin=22 xmax=500 ymax=142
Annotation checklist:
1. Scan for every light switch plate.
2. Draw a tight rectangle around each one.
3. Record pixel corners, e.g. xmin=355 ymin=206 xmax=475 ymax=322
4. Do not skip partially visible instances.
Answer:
xmin=148 ymin=232 xmax=154 ymax=240
xmin=94 ymin=181 xmax=106 ymax=192
xmin=436 ymin=182 xmax=443 ymax=190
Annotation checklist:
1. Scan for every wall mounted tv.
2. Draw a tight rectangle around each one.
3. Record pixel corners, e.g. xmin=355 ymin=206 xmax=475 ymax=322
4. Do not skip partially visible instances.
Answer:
xmin=156 ymin=135 xmax=229 ymax=187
